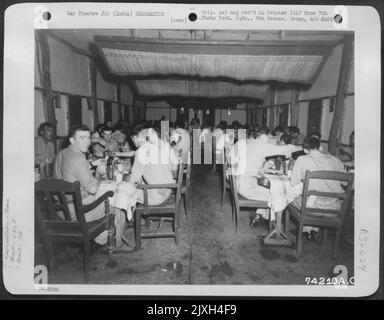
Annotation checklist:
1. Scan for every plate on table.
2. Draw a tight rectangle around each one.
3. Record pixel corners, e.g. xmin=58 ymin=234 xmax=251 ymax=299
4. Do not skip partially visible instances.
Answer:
xmin=265 ymin=170 xmax=283 ymax=176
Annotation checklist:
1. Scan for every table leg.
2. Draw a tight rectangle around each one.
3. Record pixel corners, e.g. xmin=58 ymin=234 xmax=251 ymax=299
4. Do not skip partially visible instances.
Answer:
xmin=263 ymin=210 xmax=292 ymax=246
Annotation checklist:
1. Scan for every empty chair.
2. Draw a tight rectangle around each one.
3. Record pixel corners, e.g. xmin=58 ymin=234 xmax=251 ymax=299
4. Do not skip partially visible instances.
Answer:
xmin=35 ymin=179 xmax=114 ymax=283
xmin=286 ymin=170 xmax=354 ymax=257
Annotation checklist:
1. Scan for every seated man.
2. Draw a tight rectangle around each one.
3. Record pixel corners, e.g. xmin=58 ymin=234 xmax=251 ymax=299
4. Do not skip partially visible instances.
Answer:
xmin=289 ymin=136 xmax=346 ymax=238
xmin=35 ymin=122 xmax=56 ymax=177
xmin=270 ymin=125 xmax=284 ymax=144
xmin=228 ymin=133 xmax=294 ymax=222
xmin=170 ymin=122 xmax=191 ymax=164
xmin=129 ymin=128 xmax=180 ymax=205
xmin=111 ymin=121 xmax=127 ymax=147
xmin=53 ymin=124 xmax=113 ymax=245
xmin=279 ymin=133 xmax=303 ymax=157
xmin=91 ymin=124 xmax=119 ymax=157
xmin=290 ymin=126 xmax=305 ymax=146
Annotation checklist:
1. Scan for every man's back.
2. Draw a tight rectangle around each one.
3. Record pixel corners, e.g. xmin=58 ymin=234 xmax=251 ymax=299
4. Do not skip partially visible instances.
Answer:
xmin=53 ymin=145 xmax=98 ymax=199
xmin=291 ymin=151 xmax=344 ymax=194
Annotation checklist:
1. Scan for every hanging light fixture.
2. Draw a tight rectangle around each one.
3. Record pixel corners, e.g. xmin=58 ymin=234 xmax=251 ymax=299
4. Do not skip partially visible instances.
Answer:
xmin=206 ymin=109 xmax=210 ymax=115
xmin=180 ymin=107 xmax=184 ymax=114
xmin=227 ymin=109 xmax=231 ymax=116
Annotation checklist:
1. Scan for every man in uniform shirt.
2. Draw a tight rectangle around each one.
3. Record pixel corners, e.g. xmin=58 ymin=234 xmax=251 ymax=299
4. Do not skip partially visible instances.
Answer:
xmin=35 ymin=122 xmax=56 ymax=177
xmin=129 ymin=128 xmax=180 ymax=205
xmin=91 ymin=124 xmax=119 ymax=156
xmin=289 ymin=136 xmax=345 ymax=239
xmin=290 ymin=136 xmax=345 ymax=210
xmin=228 ymin=133 xmax=293 ymax=221
xmin=170 ymin=122 xmax=191 ymax=164
xmin=53 ymin=124 xmax=110 ymax=244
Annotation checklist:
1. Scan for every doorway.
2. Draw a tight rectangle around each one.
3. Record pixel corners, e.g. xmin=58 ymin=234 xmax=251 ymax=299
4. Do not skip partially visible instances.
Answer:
xmin=307 ymin=99 xmax=322 ymax=134
xmin=68 ymin=95 xmax=82 ymax=127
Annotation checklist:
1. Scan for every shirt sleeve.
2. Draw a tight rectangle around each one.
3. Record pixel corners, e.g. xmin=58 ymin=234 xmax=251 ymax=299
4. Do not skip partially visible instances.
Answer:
xmin=290 ymin=157 xmax=305 ymax=186
xmin=129 ymin=146 xmax=145 ymax=183
xmin=168 ymin=146 xmax=180 ymax=170
xmin=73 ymin=157 xmax=99 ymax=195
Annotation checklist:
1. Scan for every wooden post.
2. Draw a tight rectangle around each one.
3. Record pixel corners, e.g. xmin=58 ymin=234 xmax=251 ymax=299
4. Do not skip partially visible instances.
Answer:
xmin=116 ymin=81 xmax=123 ymax=121
xmin=36 ymin=30 xmax=56 ymax=129
xmin=290 ymin=89 xmax=300 ymax=127
xmin=328 ymin=35 xmax=353 ymax=155
xmin=88 ymin=59 xmax=99 ymax=129
xmin=269 ymin=89 xmax=275 ymax=129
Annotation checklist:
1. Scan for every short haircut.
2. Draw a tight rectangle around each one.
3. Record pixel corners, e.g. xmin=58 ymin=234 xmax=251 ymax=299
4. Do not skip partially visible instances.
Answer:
xmin=290 ymin=126 xmax=300 ymax=134
xmin=280 ymin=133 xmax=292 ymax=145
xmin=38 ymin=122 xmax=54 ymax=136
xmin=129 ymin=125 xmax=142 ymax=137
xmin=272 ymin=125 xmax=284 ymax=135
xmin=69 ymin=124 xmax=90 ymax=138
xmin=303 ymin=136 xmax=321 ymax=150
xmin=103 ymin=124 xmax=114 ymax=132
xmin=308 ymin=131 xmax=322 ymax=139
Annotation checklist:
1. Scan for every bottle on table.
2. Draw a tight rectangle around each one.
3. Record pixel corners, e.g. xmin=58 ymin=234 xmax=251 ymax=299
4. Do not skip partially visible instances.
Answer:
xmin=106 ymin=155 xmax=114 ymax=180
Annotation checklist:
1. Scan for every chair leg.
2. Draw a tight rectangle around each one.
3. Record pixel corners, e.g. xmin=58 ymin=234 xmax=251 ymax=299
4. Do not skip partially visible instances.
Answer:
xmin=83 ymin=242 xmax=90 ymax=283
xmin=333 ymin=228 xmax=341 ymax=258
xmin=134 ymin=210 xmax=142 ymax=250
xmin=174 ymin=211 xmax=179 ymax=244
xmin=145 ymin=216 xmax=150 ymax=229
xmin=43 ymin=240 xmax=54 ymax=273
xmin=183 ymin=193 xmax=189 ymax=220
xmin=186 ymin=191 xmax=190 ymax=218
xmin=221 ymin=184 xmax=225 ymax=209
xmin=284 ymin=210 xmax=290 ymax=234
xmin=234 ymin=206 xmax=238 ymax=233
xmin=297 ymin=223 xmax=303 ymax=256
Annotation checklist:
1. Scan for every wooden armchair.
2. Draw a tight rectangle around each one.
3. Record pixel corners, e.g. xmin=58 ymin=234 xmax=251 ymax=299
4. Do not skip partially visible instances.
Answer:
xmin=35 ymin=179 xmax=114 ymax=283
xmin=134 ymin=162 xmax=184 ymax=249
xmin=228 ymin=165 xmax=270 ymax=232
xmin=181 ymin=160 xmax=192 ymax=220
xmin=212 ymin=135 xmax=217 ymax=175
xmin=220 ymin=146 xmax=231 ymax=209
xmin=286 ymin=170 xmax=354 ymax=257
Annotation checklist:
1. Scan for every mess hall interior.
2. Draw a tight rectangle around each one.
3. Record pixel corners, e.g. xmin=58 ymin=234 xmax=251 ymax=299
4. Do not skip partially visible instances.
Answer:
xmin=34 ymin=29 xmax=355 ymax=285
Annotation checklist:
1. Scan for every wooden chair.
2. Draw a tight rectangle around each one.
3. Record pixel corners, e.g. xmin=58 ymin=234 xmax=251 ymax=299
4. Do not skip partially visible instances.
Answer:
xmin=35 ymin=179 xmax=114 ymax=283
xmin=228 ymin=166 xmax=270 ymax=232
xmin=220 ymin=146 xmax=231 ymax=208
xmin=134 ymin=162 xmax=184 ymax=249
xmin=286 ymin=170 xmax=354 ymax=257
xmin=212 ymin=136 xmax=217 ymax=175
xmin=181 ymin=160 xmax=192 ymax=220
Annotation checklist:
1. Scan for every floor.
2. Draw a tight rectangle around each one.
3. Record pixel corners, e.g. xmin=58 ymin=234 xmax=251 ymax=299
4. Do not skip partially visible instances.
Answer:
xmin=37 ymin=165 xmax=354 ymax=285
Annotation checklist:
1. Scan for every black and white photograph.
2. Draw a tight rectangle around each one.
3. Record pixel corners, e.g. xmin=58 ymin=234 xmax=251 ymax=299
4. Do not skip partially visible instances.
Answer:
xmin=2 ymin=3 xmax=381 ymax=297
xmin=33 ymin=28 xmax=356 ymax=285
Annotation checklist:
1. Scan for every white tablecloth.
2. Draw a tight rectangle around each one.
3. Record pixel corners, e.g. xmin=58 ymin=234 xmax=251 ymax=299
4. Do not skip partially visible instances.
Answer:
xmin=96 ymin=180 xmax=139 ymax=221
xmin=266 ymin=174 xmax=303 ymax=220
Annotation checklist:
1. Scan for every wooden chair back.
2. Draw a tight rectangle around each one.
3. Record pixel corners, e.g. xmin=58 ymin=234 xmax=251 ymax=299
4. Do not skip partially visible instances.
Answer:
xmin=301 ymin=170 xmax=354 ymax=224
xmin=35 ymin=179 xmax=89 ymax=240
xmin=138 ymin=160 xmax=184 ymax=212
